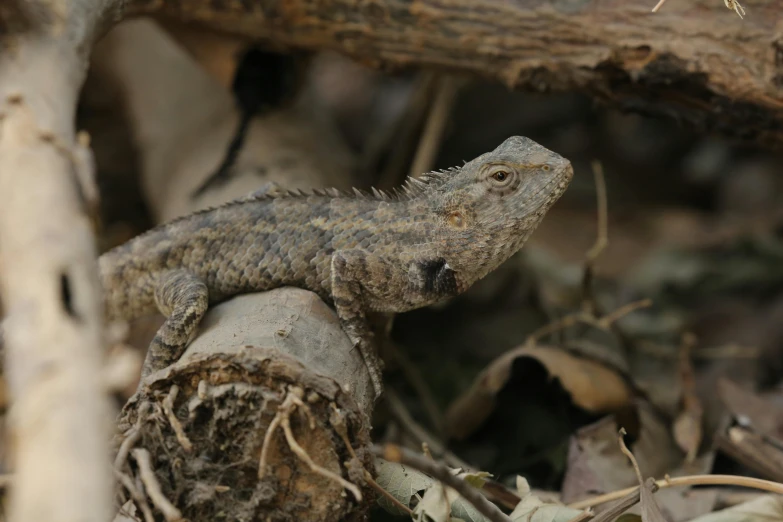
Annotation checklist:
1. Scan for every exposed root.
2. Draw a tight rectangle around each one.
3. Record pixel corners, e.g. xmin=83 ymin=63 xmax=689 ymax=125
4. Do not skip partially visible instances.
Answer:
xmin=114 ymin=469 xmax=155 ymax=522
xmin=114 ymin=402 xmax=150 ymax=470
xmin=258 ymin=387 xmax=363 ymax=501
xmin=281 ymin=413 xmax=363 ymax=501
xmin=132 ymin=448 xmax=183 ymax=522
xmin=257 ymin=403 xmax=287 ymax=479
xmin=161 ymin=386 xmax=193 ymax=453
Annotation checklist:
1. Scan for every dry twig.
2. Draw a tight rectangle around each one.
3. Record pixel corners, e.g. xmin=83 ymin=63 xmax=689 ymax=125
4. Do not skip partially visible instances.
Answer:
xmin=408 ymin=75 xmax=462 ymax=178
xmin=386 ymin=344 xmax=445 ymax=436
xmin=384 ymin=387 xmax=470 ymax=469
xmin=365 ymin=471 xmax=415 ymax=515
xmin=373 ymin=443 xmax=512 ymax=522
xmin=568 ymin=474 xmax=783 ymax=510
xmin=525 ymin=299 xmax=652 ymax=348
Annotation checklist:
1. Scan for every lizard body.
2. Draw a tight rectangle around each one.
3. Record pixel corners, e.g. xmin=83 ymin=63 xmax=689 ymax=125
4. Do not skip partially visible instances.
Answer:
xmin=99 ymin=136 xmax=573 ymax=398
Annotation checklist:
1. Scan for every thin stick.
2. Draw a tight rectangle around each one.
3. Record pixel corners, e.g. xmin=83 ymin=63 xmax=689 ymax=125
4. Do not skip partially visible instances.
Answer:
xmin=618 ymin=428 xmax=644 ymax=485
xmin=585 ymin=160 xmax=608 ymax=262
xmin=568 ymin=475 xmax=783 ymax=510
xmin=408 ymin=75 xmax=461 ymax=179
xmin=365 ymin=471 xmax=415 ymax=515
xmin=132 ymin=449 xmax=183 ymax=522
xmin=281 ymin=414 xmax=363 ymax=501
xmin=161 ymin=386 xmax=193 ymax=453
xmin=373 ymin=444 xmax=512 ymax=522
xmin=597 ymin=299 xmax=653 ymax=328
xmin=651 ymin=0 xmax=668 ymax=12
xmin=387 ymin=346 xmax=445 ymax=436
xmin=384 ymin=388 xmax=467 ymax=468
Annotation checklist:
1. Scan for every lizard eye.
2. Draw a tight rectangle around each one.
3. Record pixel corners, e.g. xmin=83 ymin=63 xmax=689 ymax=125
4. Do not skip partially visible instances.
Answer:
xmin=486 ymin=165 xmax=517 ymax=188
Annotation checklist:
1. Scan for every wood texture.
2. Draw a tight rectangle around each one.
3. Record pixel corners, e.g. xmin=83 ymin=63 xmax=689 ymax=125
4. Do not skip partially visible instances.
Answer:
xmin=0 ymin=1 xmax=122 ymax=521
xmin=128 ymin=0 xmax=783 ymax=145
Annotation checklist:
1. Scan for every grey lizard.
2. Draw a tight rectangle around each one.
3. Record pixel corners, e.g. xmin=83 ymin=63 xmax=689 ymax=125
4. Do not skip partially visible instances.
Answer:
xmin=98 ymin=136 xmax=573 ymax=399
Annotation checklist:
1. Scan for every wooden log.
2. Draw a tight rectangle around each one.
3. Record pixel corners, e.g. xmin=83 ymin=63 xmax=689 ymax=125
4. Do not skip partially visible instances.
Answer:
xmin=127 ymin=0 xmax=783 ymax=146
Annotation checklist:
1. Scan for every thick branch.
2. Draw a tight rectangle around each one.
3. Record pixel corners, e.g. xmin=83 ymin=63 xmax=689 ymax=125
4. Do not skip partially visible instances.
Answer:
xmin=0 ymin=1 xmax=126 ymax=521
xmin=129 ymin=0 xmax=783 ymax=145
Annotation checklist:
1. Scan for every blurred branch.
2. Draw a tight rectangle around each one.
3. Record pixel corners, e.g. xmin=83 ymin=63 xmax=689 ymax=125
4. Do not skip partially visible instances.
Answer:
xmin=132 ymin=0 xmax=783 ymax=146
xmin=0 ymin=1 xmax=126 ymax=521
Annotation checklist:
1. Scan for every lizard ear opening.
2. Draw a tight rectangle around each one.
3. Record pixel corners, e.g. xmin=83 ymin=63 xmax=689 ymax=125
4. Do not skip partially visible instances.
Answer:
xmin=447 ymin=211 xmax=467 ymax=229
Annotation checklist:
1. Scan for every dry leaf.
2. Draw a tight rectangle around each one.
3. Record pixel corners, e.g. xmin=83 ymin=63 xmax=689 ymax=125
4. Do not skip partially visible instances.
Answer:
xmin=415 ymin=482 xmax=461 ymax=522
xmin=561 ymin=404 xmax=681 ymax=504
xmin=510 ymin=476 xmax=586 ymax=522
xmin=718 ymin=378 xmax=783 ymax=445
xmin=445 ymin=345 xmax=633 ymax=440
xmin=688 ymin=495 xmax=783 ymax=522
xmin=374 ymin=459 xmax=492 ymax=522
xmin=375 ymin=458 xmax=433 ymax=515
xmin=639 ymin=478 xmax=671 ymax=522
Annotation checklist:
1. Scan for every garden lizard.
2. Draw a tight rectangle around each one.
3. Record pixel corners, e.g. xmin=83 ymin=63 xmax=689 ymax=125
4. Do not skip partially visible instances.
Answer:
xmin=99 ymin=136 xmax=574 ymax=399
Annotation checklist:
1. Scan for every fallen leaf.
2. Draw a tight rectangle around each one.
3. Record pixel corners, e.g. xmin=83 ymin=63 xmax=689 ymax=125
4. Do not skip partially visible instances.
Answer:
xmin=374 ymin=459 xmax=492 ymax=522
xmin=415 ymin=481 xmax=461 ymax=522
xmin=561 ymin=403 xmax=681 ymax=504
xmin=687 ymin=495 xmax=783 ymax=522
xmin=375 ymin=458 xmax=433 ymax=515
xmin=445 ymin=345 xmax=633 ymax=441
xmin=718 ymin=378 xmax=783 ymax=445
xmin=561 ymin=403 xmax=716 ymax=521
xmin=639 ymin=478 xmax=671 ymax=522
xmin=510 ymin=476 xmax=586 ymax=522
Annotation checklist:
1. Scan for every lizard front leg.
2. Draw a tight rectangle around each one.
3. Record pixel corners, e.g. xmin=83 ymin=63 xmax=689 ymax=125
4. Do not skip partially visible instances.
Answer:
xmin=141 ymin=270 xmax=208 ymax=379
xmin=330 ymin=250 xmax=389 ymax=400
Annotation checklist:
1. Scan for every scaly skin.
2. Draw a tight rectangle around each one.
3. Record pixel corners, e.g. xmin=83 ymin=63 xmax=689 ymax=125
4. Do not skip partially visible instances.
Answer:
xmin=99 ymin=136 xmax=573 ymax=399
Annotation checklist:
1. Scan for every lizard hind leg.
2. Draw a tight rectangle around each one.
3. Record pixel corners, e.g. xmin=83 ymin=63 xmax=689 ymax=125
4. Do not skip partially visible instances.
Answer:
xmin=141 ymin=270 xmax=209 ymax=380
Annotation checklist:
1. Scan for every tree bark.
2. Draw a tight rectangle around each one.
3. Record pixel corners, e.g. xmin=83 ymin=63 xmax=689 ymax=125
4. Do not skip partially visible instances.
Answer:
xmin=127 ymin=0 xmax=783 ymax=146
xmin=0 ymin=1 xmax=125 ymax=521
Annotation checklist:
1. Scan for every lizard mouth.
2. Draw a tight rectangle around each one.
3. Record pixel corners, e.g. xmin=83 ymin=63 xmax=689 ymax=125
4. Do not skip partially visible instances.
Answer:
xmin=524 ymin=163 xmax=573 ymax=218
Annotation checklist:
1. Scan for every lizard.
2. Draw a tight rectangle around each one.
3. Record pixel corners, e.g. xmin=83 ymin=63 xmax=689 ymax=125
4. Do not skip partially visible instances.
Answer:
xmin=98 ymin=135 xmax=573 ymax=399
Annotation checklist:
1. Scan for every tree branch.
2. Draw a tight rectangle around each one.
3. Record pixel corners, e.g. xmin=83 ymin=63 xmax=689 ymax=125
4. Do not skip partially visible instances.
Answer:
xmin=0 ymin=1 xmax=127 ymax=520
xmin=127 ymin=0 xmax=783 ymax=145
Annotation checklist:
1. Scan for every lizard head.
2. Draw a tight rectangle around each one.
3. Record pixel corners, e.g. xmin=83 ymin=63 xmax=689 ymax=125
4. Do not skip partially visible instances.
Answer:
xmin=429 ymin=135 xmax=573 ymax=285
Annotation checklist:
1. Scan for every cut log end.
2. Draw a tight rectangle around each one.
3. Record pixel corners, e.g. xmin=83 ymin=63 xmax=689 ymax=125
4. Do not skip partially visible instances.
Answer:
xmin=117 ymin=348 xmax=375 ymax=522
